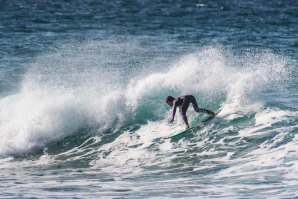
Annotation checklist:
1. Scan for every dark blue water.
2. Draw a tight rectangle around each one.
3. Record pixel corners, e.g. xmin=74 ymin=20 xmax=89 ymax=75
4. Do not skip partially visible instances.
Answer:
xmin=0 ymin=0 xmax=297 ymax=198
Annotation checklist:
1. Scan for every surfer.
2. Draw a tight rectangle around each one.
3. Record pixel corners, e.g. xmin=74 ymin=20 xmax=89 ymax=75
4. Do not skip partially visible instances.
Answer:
xmin=166 ymin=95 xmax=216 ymax=129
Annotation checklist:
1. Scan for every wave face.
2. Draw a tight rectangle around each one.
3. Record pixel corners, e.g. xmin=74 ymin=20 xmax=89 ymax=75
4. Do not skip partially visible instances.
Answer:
xmin=0 ymin=38 xmax=297 ymax=197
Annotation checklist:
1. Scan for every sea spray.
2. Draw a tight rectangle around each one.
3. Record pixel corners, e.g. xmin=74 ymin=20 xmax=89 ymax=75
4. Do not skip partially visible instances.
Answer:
xmin=0 ymin=42 xmax=291 ymax=158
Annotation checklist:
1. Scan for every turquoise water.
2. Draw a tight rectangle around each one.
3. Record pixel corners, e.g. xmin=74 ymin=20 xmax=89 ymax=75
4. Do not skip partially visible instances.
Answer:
xmin=1 ymin=1 xmax=297 ymax=198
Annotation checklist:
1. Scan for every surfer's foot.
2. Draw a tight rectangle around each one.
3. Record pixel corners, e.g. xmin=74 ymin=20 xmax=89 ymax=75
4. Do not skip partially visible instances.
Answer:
xmin=208 ymin=111 xmax=216 ymax=116
xmin=185 ymin=125 xmax=190 ymax=130
xmin=196 ymin=108 xmax=216 ymax=116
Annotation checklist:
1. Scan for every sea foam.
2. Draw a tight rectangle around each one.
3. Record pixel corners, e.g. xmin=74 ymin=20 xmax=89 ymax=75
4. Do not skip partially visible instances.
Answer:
xmin=0 ymin=41 xmax=291 ymax=156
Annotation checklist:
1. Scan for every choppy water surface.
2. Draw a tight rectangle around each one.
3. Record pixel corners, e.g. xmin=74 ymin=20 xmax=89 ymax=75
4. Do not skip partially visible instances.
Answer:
xmin=0 ymin=0 xmax=297 ymax=198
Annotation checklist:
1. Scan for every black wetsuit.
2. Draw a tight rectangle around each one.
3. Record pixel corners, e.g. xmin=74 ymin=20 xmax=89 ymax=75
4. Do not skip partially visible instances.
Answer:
xmin=172 ymin=95 xmax=214 ymax=127
xmin=172 ymin=95 xmax=199 ymax=121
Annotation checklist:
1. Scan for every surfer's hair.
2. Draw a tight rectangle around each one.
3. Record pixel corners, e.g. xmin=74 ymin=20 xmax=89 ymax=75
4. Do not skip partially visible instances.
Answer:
xmin=166 ymin=96 xmax=175 ymax=103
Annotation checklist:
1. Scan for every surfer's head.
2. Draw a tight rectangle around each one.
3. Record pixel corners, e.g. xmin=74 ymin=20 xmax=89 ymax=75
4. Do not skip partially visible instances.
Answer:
xmin=165 ymin=96 xmax=175 ymax=107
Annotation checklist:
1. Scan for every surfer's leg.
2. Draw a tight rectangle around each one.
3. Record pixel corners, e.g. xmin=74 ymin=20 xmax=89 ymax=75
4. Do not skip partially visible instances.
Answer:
xmin=196 ymin=108 xmax=216 ymax=116
xmin=190 ymin=95 xmax=199 ymax=110
xmin=181 ymin=101 xmax=190 ymax=129
xmin=191 ymin=96 xmax=215 ymax=116
xmin=181 ymin=111 xmax=189 ymax=129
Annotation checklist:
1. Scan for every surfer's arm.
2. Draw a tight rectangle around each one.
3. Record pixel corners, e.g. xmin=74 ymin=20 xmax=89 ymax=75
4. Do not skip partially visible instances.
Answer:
xmin=170 ymin=101 xmax=177 ymax=123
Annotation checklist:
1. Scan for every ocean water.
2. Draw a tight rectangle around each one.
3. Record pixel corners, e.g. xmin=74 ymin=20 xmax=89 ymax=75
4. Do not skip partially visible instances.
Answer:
xmin=0 ymin=0 xmax=298 ymax=198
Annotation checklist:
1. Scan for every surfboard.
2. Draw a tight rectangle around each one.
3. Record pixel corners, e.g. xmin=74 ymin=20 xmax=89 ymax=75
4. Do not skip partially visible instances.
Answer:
xmin=166 ymin=111 xmax=219 ymax=139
